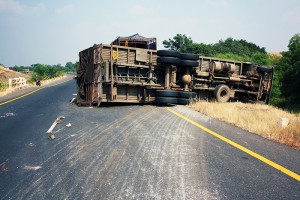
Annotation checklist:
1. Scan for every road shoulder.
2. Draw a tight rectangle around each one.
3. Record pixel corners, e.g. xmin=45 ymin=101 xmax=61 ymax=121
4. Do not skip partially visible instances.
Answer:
xmin=0 ymin=75 xmax=74 ymax=104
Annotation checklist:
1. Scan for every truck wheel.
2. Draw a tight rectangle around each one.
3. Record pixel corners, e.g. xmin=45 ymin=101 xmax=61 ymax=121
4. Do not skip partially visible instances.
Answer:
xmin=157 ymin=57 xmax=180 ymax=65
xmin=157 ymin=50 xmax=180 ymax=57
xmin=156 ymin=90 xmax=179 ymax=97
xmin=214 ymin=84 xmax=230 ymax=103
xmin=155 ymin=97 xmax=178 ymax=104
xmin=180 ymin=53 xmax=199 ymax=60
xmin=178 ymin=91 xmax=197 ymax=99
xmin=180 ymin=60 xmax=199 ymax=67
xmin=257 ymin=66 xmax=273 ymax=73
xmin=177 ymin=98 xmax=195 ymax=105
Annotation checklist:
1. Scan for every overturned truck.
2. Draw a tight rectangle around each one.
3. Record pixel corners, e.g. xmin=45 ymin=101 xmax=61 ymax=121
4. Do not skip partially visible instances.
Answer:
xmin=76 ymin=35 xmax=273 ymax=106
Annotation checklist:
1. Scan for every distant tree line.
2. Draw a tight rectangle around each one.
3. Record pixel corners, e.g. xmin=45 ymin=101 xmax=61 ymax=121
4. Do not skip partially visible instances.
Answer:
xmin=163 ymin=34 xmax=269 ymax=64
xmin=163 ymin=34 xmax=300 ymax=112
xmin=9 ymin=62 xmax=78 ymax=81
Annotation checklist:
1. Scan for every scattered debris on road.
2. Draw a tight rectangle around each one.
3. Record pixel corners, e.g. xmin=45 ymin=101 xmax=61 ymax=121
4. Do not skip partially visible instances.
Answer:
xmin=0 ymin=112 xmax=15 ymax=118
xmin=70 ymin=97 xmax=76 ymax=104
xmin=48 ymin=134 xmax=55 ymax=140
xmin=0 ymin=159 xmax=9 ymax=172
xmin=46 ymin=116 xmax=65 ymax=133
xmin=46 ymin=116 xmax=65 ymax=139
xmin=24 ymin=165 xmax=42 ymax=171
xmin=26 ymin=142 xmax=34 ymax=147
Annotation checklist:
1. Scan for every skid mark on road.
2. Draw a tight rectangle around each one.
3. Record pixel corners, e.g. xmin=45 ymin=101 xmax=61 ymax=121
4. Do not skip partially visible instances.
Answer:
xmin=166 ymin=107 xmax=300 ymax=182
xmin=113 ymin=107 xmax=220 ymax=199
xmin=51 ymin=107 xmax=155 ymax=199
xmin=9 ymin=106 xmax=157 ymax=199
xmin=2 ymin=105 xmax=221 ymax=199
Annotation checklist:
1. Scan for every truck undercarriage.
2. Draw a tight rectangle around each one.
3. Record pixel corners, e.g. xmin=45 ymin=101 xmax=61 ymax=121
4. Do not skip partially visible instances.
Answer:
xmin=76 ymin=35 xmax=273 ymax=106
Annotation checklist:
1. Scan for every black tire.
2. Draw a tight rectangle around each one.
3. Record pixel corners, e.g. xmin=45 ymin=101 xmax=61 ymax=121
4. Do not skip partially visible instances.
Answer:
xmin=157 ymin=50 xmax=180 ymax=57
xmin=180 ymin=60 xmax=199 ymax=67
xmin=214 ymin=84 xmax=230 ymax=103
xmin=157 ymin=57 xmax=180 ymax=65
xmin=155 ymin=97 xmax=178 ymax=104
xmin=178 ymin=91 xmax=197 ymax=99
xmin=177 ymin=98 xmax=195 ymax=105
xmin=156 ymin=90 xmax=179 ymax=97
xmin=257 ymin=66 xmax=273 ymax=73
xmin=180 ymin=53 xmax=199 ymax=60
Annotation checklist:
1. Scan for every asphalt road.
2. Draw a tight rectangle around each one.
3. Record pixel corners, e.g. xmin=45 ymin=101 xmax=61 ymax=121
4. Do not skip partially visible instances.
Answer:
xmin=0 ymin=80 xmax=299 ymax=199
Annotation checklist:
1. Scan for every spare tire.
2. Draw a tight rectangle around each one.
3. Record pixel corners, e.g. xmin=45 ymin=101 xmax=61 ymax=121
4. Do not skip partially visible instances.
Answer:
xmin=257 ymin=66 xmax=273 ymax=73
xmin=214 ymin=84 xmax=230 ymax=103
xmin=180 ymin=53 xmax=199 ymax=60
xmin=157 ymin=50 xmax=180 ymax=57
xmin=177 ymin=98 xmax=196 ymax=105
xmin=156 ymin=90 xmax=179 ymax=97
xmin=180 ymin=60 xmax=199 ymax=67
xmin=178 ymin=91 xmax=197 ymax=99
xmin=157 ymin=57 xmax=180 ymax=65
xmin=155 ymin=97 xmax=178 ymax=104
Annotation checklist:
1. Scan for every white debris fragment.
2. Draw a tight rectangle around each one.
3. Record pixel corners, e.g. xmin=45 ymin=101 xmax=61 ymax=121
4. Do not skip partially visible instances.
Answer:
xmin=28 ymin=142 xmax=34 ymax=147
xmin=66 ymin=123 xmax=72 ymax=127
xmin=70 ymin=98 xmax=76 ymax=104
xmin=24 ymin=165 xmax=42 ymax=171
xmin=278 ymin=117 xmax=289 ymax=128
xmin=46 ymin=116 xmax=65 ymax=133
xmin=0 ymin=112 xmax=15 ymax=118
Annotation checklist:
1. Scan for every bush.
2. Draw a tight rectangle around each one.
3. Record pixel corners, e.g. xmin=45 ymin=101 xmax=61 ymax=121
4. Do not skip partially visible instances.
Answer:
xmin=0 ymin=80 xmax=8 ymax=91
xmin=31 ymin=64 xmax=66 ymax=80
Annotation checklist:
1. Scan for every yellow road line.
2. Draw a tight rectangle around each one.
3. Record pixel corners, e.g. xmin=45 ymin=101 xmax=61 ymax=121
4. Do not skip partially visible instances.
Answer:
xmin=0 ymin=88 xmax=44 ymax=106
xmin=0 ymin=78 xmax=73 ymax=106
xmin=166 ymin=107 xmax=300 ymax=182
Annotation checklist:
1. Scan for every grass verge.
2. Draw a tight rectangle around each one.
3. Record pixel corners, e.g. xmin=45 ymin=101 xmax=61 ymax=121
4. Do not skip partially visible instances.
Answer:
xmin=189 ymin=102 xmax=300 ymax=149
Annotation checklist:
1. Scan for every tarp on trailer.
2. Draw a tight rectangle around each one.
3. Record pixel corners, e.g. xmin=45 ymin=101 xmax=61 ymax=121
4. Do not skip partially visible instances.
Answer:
xmin=76 ymin=46 xmax=96 ymax=106
xmin=111 ymin=33 xmax=157 ymax=50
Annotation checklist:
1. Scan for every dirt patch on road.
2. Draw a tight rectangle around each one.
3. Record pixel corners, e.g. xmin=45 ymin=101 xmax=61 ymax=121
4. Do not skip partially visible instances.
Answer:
xmin=190 ymin=102 xmax=300 ymax=149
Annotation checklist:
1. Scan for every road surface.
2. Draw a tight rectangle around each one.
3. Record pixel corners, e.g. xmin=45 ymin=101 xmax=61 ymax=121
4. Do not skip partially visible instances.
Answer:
xmin=0 ymin=80 xmax=299 ymax=199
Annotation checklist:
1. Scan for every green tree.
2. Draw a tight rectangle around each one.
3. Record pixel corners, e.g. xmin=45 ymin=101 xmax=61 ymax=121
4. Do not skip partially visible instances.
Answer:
xmin=32 ymin=64 xmax=48 ymax=80
xmin=213 ymin=38 xmax=266 ymax=57
xmin=279 ymin=33 xmax=300 ymax=108
xmin=65 ymin=61 xmax=77 ymax=72
xmin=31 ymin=63 xmax=66 ymax=80
xmin=163 ymin=34 xmax=268 ymax=64
xmin=251 ymin=52 xmax=270 ymax=65
xmin=65 ymin=62 xmax=73 ymax=69
xmin=213 ymin=53 xmax=250 ymax=62
xmin=185 ymin=43 xmax=216 ymax=56
xmin=162 ymin=34 xmax=193 ymax=52
xmin=268 ymin=53 xmax=283 ymax=105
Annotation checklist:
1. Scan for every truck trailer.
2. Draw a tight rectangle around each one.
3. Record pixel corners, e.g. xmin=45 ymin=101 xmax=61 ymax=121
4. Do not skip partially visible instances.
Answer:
xmin=76 ymin=35 xmax=273 ymax=106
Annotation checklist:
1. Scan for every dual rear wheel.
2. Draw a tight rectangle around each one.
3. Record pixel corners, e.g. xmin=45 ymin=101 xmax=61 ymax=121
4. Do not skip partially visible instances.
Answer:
xmin=155 ymin=90 xmax=197 ymax=105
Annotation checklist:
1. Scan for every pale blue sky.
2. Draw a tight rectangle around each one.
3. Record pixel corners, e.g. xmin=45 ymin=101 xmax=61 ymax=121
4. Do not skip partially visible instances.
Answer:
xmin=0 ymin=0 xmax=299 ymax=67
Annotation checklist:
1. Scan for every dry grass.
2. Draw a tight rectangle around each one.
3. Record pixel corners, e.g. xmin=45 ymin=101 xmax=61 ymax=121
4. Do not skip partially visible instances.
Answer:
xmin=0 ymin=66 xmax=32 ymax=96
xmin=0 ymin=66 xmax=31 ymax=82
xmin=0 ymin=66 xmax=31 ymax=92
xmin=189 ymin=102 xmax=300 ymax=149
